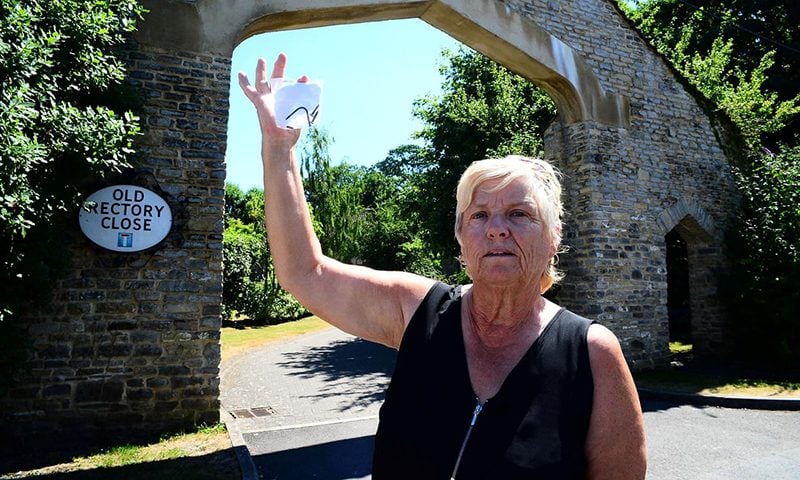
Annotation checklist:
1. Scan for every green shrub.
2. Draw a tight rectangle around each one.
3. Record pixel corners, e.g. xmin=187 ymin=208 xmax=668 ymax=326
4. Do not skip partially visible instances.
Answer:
xmin=222 ymin=204 xmax=305 ymax=324
xmin=723 ymin=146 xmax=800 ymax=362
xmin=0 ymin=0 xmax=144 ymax=388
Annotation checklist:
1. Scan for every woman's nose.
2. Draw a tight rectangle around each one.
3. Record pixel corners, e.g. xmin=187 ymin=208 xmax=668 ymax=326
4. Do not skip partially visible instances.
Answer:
xmin=486 ymin=215 xmax=509 ymax=238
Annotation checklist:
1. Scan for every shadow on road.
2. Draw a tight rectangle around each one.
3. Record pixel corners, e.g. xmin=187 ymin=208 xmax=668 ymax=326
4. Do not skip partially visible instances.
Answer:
xmin=254 ymin=435 xmax=374 ymax=480
xmin=276 ymin=338 xmax=397 ymax=410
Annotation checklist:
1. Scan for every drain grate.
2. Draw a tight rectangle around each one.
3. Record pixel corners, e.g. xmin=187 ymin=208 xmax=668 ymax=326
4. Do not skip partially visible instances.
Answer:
xmin=229 ymin=406 xmax=277 ymax=419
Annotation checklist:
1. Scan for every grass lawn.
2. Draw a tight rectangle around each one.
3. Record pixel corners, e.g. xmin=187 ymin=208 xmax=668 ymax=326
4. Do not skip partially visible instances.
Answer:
xmin=634 ymin=342 xmax=800 ymax=398
xmin=0 ymin=424 xmax=240 ymax=479
xmin=221 ymin=315 xmax=330 ymax=361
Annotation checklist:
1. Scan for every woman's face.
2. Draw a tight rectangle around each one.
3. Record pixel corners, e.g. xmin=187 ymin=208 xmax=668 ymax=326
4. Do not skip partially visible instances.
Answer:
xmin=459 ymin=177 xmax=555 ymax=289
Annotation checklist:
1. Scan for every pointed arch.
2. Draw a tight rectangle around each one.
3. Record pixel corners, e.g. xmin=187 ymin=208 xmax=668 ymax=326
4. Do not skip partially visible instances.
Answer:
xmin=656 ymin=198 xmax=716 ymax=241
xmin=136 ymin=0 xmax=629 ymax=127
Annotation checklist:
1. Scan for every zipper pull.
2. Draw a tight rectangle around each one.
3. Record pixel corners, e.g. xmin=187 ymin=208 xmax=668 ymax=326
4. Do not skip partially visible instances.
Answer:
xmin=469 ymin=400 xmax=483 ymax=426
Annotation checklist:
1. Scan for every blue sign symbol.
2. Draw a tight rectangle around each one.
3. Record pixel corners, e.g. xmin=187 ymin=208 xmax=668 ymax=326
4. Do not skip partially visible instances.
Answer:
xmin=117 ymin=233 xmax=133 ymax=248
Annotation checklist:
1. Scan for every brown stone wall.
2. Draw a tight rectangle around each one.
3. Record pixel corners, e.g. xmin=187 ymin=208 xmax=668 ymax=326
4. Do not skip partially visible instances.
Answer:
xmin=530 ymin=0 xmax=739 ymax=367
xmin=1 ymin=41 xmax=231 ymax=441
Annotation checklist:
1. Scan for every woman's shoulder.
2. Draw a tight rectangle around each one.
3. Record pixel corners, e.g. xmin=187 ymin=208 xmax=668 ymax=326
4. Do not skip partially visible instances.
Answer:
xmin=400 ymin=281 xmax=464 ymax=344
xmin=552 ymin=305 xmax=593 ymax=324
xmin=549 ymin=305 xmax=595 ymax=338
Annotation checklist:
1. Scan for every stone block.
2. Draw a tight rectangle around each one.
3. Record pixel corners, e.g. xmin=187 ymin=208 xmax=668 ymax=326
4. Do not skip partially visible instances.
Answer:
xmin=95 ymin=302 xmax=136 ymax=314
xmin=133 ymin=344 xmax=164 ymax=357
xmin=127 ymin=388 xmax=155 ymax=401
xmin=75 ymin=380 xmax=124 ymax=404
xmin=42 ymin=384 xmax=71 ymax=397
xmin=155 ymin=401 xmax=179 ymax=412
xmin=158 ymin=365 xmax=190 ymax=376
xmin=97 ymin=343 xmax=133 ymax=357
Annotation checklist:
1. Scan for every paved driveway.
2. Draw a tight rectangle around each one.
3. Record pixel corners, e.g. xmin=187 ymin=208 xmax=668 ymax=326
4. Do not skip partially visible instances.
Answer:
xmin=220 ymin=326 xmax=800 ymax=480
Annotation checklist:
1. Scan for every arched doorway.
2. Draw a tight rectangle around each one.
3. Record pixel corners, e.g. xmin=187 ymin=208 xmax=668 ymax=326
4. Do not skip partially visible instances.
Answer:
xmin=658 ymin=204 xmax=723 ymax=358
xmin=666 ymin=229 xmax=692 ymax=345
xmin=219 ymin=22 xmax=460 ymax=474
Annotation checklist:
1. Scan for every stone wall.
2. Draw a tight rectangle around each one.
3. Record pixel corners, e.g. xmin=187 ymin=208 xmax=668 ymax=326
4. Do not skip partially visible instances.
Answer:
xmin=531 ymin=0 xmax=738 ymax=367
xmin=1 ymin=42 xmax=232 ymax=443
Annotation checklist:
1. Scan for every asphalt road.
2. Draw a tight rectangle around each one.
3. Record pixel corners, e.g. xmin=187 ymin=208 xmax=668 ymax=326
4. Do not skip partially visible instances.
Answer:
xmin=220 ymin=327 xmax=800 ymax=480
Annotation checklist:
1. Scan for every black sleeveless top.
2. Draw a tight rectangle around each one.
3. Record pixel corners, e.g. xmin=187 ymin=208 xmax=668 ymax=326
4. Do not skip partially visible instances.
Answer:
xmin=373 ymin=282 xmax=594 ymax=479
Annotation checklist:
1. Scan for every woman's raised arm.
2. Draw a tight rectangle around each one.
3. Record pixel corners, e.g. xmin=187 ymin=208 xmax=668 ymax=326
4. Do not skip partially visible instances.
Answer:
xmin=237 ymin=54 xmax=435 ymax=348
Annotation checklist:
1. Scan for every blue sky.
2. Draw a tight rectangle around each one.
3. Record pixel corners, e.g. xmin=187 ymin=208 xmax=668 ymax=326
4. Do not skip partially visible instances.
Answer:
xmin=225 ymin=19 xmax=463 ymax=190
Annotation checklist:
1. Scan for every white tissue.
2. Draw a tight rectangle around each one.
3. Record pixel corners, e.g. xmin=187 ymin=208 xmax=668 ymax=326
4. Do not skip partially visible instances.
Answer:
xmin=272 ymin=78 xmax=323 ymax=129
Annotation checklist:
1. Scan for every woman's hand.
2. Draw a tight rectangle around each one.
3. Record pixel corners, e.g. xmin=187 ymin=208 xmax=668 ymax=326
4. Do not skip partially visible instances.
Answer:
xmin=238 ymin=53 xmax=308 ymax=152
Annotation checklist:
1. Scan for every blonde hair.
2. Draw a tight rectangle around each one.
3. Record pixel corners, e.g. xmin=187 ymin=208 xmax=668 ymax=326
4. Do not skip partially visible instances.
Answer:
xmin=454 ymin=155 xmax=565 ymax=293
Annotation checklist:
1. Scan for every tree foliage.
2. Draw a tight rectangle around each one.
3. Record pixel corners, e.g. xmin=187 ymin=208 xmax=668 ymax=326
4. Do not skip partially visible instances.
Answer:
xmin=669 ymin=34 xmax=799 ymax=151
xmin=301 ymin=128 xmax=365 ymax=263
xmin=358 ymin=145 xmax=441 ymax=276
xmin=412 ymin=48 xmax=556 ymax=261
xmin=723 ymin=146 xmax=800 ymax=361
xmin=0 ymin=0 xmax=144 ymax=382
xmin=222 ymin=186 xmax=305 ymax=323
xmin=623 ymin=0 xmax=799 ymax=147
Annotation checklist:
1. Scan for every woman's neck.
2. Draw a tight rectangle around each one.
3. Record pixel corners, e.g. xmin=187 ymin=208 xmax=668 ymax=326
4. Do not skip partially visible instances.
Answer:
xmin=464 ymin=284 xmax=546 ymax=349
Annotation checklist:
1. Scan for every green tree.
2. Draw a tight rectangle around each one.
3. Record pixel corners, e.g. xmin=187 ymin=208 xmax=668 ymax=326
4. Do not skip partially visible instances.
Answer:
xmin=0 ymin=0 xmax=144 ymax=386
xmin=300 ymin=128 xmax=366 ymax=262
xmin=413 ymin=48 xmax=556 ymax=261
xmin=622 ymin=0 xmax=800 ymax=147
xmin=354 ymin=146 xmax=441 ymax=276
xmin=224 ymin=183 xmax=247 ymax=227
xmin=670 ymin=31 xmax=800 ymax=152
xmin=723 ymin=146 xmax=800 ymax=361
xmin=222 ymin=184 xmax=305 ymax=323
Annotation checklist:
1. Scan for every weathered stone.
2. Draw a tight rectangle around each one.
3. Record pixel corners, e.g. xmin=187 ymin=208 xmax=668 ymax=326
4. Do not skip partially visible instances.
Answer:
xmin=75 ymin=380 xmax=124 ymax=403
xmin=171 ymin=376 xmax=204 ymax=389
xmin=43 ymin=384 xmax=71 ymax=397
xmin=97 ymin=343 xmax=133 ymax=357
xmin=158 ymin=365 xmax=190 ymax=376
xmin=155 ymin=401 xmax=179 ymax=412
xmin=133 ymin=344 xmax=163 ymax=356
xmin=147 ymin=377 xmax=170 ymax=389
xmin=127 ymin=388 xmax=155 ymax=401
xmin=108 ymin=320 xmax=138 ymax=331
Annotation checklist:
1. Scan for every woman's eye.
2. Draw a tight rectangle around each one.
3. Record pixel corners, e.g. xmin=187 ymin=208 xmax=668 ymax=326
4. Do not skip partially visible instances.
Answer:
xmin=510 ymin=210 xmax=528 ymax=218
xmin=471 ymin=211 xmax=487 ymax=220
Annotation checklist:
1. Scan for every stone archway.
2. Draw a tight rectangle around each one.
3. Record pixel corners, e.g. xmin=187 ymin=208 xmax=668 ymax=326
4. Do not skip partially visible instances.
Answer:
xmin=657 ymin=199 xmax=728 ymax=356
xmin=137 ymin=0 xmax=628 ymax=128
xmin=3 ymin=0 xmax=741 ymax=439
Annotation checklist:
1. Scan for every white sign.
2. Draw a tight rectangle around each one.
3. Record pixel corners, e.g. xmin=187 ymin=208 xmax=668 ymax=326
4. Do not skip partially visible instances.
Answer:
xmin=79 ymin=185 xmax=172 ymax=252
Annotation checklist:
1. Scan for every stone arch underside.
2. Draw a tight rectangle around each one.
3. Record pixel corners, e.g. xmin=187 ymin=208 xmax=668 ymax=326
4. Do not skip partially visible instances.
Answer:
xmin=137 ymin=0 xmax=629 ymax=127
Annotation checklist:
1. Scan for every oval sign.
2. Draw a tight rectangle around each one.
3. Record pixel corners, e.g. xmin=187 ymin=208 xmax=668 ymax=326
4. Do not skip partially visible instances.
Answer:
xmin=79 ymin=185 xmax=172 ymax=252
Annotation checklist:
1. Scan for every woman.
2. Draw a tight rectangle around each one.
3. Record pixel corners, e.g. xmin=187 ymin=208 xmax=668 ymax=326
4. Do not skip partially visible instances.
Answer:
xmin=239 ymin=54 xmax=646 ymax=479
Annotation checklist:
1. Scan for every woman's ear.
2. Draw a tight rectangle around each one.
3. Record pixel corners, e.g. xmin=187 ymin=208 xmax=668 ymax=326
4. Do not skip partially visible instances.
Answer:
xmin=550 ymin=223 xmax=562 ymax=257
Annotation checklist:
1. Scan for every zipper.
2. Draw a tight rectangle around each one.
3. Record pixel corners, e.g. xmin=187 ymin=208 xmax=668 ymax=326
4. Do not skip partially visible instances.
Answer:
xmin=450 ymin=398 xmax=486 ymax=480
